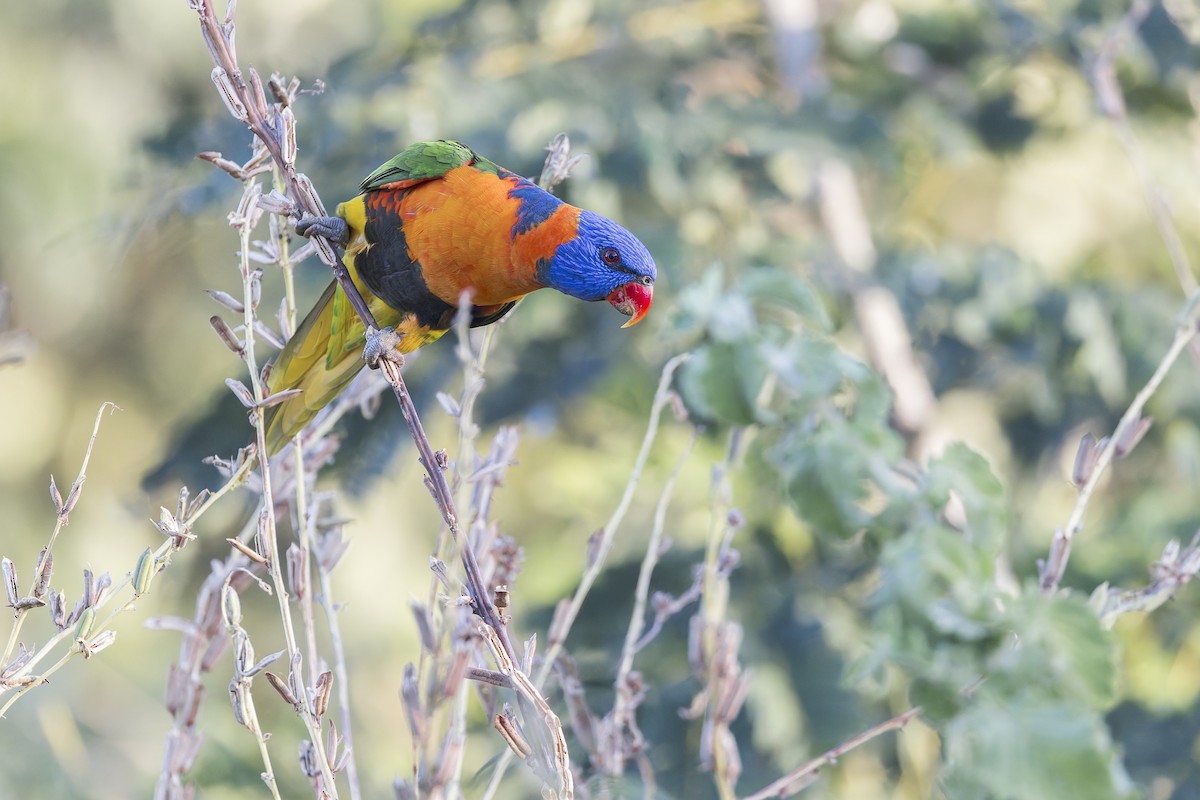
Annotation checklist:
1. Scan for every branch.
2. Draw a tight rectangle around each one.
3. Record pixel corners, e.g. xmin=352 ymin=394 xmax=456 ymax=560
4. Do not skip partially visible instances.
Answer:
xmin=741 ymin=707 xmax=923 ymax=800
xmin=1040 ymin=290 xmax=1200 ymax=593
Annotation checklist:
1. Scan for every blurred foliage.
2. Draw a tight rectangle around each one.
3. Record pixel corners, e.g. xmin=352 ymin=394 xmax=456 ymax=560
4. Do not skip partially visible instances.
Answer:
xmin=4 ymin=0 xmax=1200 ymax=798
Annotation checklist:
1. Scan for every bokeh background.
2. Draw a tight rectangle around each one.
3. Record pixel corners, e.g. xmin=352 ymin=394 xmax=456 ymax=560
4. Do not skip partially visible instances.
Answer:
xmin=3 ymin=0 xmax=1200 ymax=798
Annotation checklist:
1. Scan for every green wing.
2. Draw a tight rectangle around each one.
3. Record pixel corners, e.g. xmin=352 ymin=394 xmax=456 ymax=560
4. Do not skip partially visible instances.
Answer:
xmin=358 ymin=140 xmax=502 ymax=193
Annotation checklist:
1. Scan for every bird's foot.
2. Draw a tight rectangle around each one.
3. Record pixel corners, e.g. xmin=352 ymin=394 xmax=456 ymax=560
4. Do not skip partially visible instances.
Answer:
xmin=364 ymin=327 xmax=405 ymax=370
xmin=295 ymin=214 xmax=349 ymax=248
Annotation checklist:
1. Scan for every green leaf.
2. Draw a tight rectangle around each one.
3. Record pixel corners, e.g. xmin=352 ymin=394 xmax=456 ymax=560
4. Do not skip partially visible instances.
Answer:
xmin=676 ymin=342 xmax=767 ymax=425
xmin=759 ymin=336 xmax=854 ymax=402
xmin=990 ymin=592 xmax=1121 ymax=711
xmin=738 ymin=268 xmax=832 ymax=331
xmin=774 ymin=422 xmax=873 ymax=536
xmin=876 ymin=526 xmax=1002 ymax=639
xmin=671 ymin=267 xmax=757 ymax=343
xmin=923 ymin=443 xmax=1008 ymax=554
xmin=942 ymin=695 xmax=1135 ymax=800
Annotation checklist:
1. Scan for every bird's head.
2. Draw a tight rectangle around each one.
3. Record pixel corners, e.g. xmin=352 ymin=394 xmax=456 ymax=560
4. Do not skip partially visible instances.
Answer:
xmin=540 ymin=210 xmax=656 ymax=328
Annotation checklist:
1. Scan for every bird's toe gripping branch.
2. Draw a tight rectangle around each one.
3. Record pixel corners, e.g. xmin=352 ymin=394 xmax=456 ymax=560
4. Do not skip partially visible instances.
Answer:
xmin=296 ymin=214 xmax=350 ymax=248
xmin=364 ymin=326 xmax=406 ymax=370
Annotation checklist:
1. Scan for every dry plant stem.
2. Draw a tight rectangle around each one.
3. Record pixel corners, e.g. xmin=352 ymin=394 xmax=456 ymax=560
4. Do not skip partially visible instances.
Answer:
xmin=1040 ymin=294 xmax=1200 ymax=593
xmin=234 ymin=211 xmax=339 ymax=796
xmin=380 ymin=359 xmax=515 ymax=655
xmin=191 ymin=1 xmax=372 ymax=325
xmin=1090 ymin=0 xmax=1196 ymax=296
xmin=1 ymin=454 xmax=255 ymax=717
xmin=235 ymin=668 xmax=284 ymax=800
xmin=316 ymin=556 xmax=359 ymax=799
xmin=533 ymin=353 xmax=691 ymax=689
xmin=703 ymin=428 xmax=746 ymax=800
xmin=1 ymin=408 xmax=257 ymax=718
xmin=740 ymin=707 xmax=923 ymax=800
xmin=281 ymin=192 xmax=361 ymax=799
xmin=274 ymin=155 xmax=324 ymax=700
xmin=477 ymin=624 xmax=574 ymax=800
xmin=441 ymin=312 xmax=498 ymax=799
xmin=1 ymin=401 xmax=118 ymax=669
xmin=1096 ymin=531 xmax=1200 ymax=624
xmin=484 ymin=354 xmax=690 ymax=800
xmin=605 ymin=429 xmax=699 ymax=774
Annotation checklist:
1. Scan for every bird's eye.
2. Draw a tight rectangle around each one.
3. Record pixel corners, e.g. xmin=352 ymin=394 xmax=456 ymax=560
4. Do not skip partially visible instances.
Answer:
xmin=640 ymin=275 xmax=653 ymax=286
xmin=600 ymin=247 xmax=621 ymax=265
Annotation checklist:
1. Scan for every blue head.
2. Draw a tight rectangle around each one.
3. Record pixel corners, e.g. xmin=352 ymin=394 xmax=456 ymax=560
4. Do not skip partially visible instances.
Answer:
xmin=539 ymin=210 xmax=656 ymax=327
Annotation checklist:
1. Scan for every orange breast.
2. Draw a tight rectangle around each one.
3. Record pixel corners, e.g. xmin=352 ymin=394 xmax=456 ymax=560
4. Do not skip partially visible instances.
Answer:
xmin=399 ymin=166 xmax=547 ymax=305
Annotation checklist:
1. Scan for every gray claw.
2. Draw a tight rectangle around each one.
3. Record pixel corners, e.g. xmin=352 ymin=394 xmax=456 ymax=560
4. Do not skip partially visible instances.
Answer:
xmin=296 ymin=214 xmax=349 ymax=248
xmin=364 ymin=326 xmax=405 ymax=370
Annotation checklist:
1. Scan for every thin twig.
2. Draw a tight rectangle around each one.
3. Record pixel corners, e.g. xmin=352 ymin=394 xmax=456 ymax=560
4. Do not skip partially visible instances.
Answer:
xmin=1040 ymin=291 xmax=1200 ymax=593
xmin=232 ymin=187 xmax=340 ymax=795
xmin=699 ymin=428 xmax=748 ymax=800
xmin=484 ymin=355 xmax=690 ymax=799
xmin=1 ymin=402 xmax=119 ymax=670
xmin=533 ymin=354 xmax=691 ymax=688
xmin=740 ymin=707 xmax=923 ymax=800
xmin=603 ymin=429 xmax=698 ymax=775
xmin=477 ymin=624 xmax=575 ymax=800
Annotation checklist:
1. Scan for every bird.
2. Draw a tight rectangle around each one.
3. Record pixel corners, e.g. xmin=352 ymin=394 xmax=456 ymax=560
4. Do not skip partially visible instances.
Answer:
xmin=262 ymin=139 xmax=656 ymax=454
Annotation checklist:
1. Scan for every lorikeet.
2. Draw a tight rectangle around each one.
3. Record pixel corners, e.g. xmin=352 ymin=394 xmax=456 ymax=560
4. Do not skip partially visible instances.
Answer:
xmin=262 ymin=140 xmax=656 ymax=454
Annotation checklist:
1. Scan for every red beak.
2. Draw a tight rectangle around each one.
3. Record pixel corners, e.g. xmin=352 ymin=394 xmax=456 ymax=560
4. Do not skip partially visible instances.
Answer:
xmin=606 ymin=281 xmax=654 ymax=328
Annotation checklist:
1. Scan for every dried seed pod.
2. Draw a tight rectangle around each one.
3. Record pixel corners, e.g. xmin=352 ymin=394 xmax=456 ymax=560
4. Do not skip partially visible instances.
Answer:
xmin=209 ymin=315 xmax=245 ymax=354
xmin=409 ymin=600 xmax=435 ymax=652
xmin=13 ymin=597 xmax=45 ymax=612
xmin=80 ymin=630 xmax=116 ymax=659
xmin=298 ymin=740 xmax=320 ymax=778
xmin=257 ymin=387 xmax=302 ymax=409
xmin=1115 ymin=416 xmax=1152 ymax=458
xmin=292 ymin=173 xmax=326 ymax=217
xmin=2 ymin=557 xmax=17 ymax=607
xmin=49 ymin=476 xmax=63 ymax=515
xmin=49 ymin=590 xmax=66 ymax=629
xmin=286 ymin=543 xmax=306 ymax=601
xmin=197 ymin=151 xmax=248 ymax=180
xmin=1072 ymin=432 xmax=1099 ymax=486
xmin=1 ymin=645 xmax=33 ymax=681
xmin=493 ymin=712 xmax=532 ymax=759
xmin=312 ymin=670 xmax=333 ymax=717
xmin=247 ymin=66 xmax=269 ymax=119
xmin=62 ymin=480 xmax=84 ymax=519
xmin=435 ymin=392 xmax=461 ymax=417
xmin=280 ymin=107 xmax=297 ymax=167
xmin=400 ymin=663 xmax=426 ymax=740
xmin=226 ymin=537 xmax=268 ymax=565
xmin=210 ymin=67 xmax=248 ymax=122
xmin=228 ymin=678 xmax=249 ymax=727
xmin=265 ymin=670 xmax=300 ymax=709
xmin=205 ymin=289 xmax=245 ymax=313
xmin=256 ymin=190 xmax=295 ymax=216
xmin=225 ymin=378 xmax=256 ymax=408
xmin=92 ymin=572 xmax=112 ymax=607
xmin=245 ymin=649 xmax=285 ymax=679
xmin=248 ymin=268 xmax=262 ymax=310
